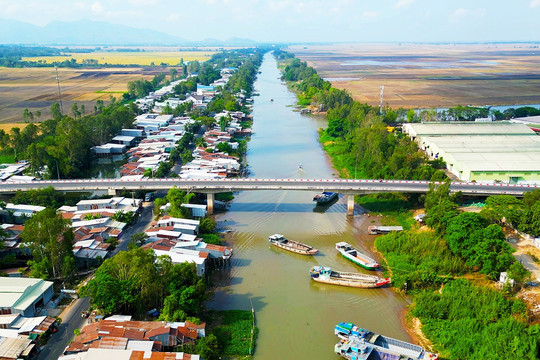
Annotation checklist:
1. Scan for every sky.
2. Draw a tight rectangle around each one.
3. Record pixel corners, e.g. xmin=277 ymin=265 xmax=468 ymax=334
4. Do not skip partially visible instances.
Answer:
xmin=1 ymin=0 xmax=540 ymax=43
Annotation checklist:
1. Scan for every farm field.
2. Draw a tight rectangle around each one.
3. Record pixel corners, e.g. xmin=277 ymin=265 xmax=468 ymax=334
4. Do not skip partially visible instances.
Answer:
xmin=22 ymin=50 xmax=216 ymax=66
xmin=289 ymin=43 xmax=540 ymax=109
xmin=0 ymin=66 xmax=161 ymax=124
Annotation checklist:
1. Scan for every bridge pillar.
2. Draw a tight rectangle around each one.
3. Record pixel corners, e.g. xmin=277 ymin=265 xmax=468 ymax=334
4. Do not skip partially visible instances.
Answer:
xmin=207 ymin=193 xmax=215 ymax=215
xmin=108 ymin=188 xmax=117 ymax=196
xmin=347 ymin=194 xmax=355 ymax=216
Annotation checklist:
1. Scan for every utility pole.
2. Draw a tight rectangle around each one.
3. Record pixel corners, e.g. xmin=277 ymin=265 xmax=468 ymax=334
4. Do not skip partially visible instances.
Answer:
xmin=55 ymin=66 xmax=64 ymax=114
xmin=379 ymin=85 xmax=384 ymax=115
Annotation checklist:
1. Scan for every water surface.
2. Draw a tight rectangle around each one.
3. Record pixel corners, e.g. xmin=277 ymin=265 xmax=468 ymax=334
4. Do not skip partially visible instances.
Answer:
xmin=209 ymin=53 xmax=410 ymax=360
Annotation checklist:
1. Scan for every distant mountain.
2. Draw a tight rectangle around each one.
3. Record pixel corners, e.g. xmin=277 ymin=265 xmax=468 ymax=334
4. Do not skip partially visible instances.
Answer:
xmin=195 ymin=37 xmax=259 ymax=46
xmin=0 ymin=18 xmax=258 ymax=46
xmin=0 ymin=18 xmax=185 ymax=45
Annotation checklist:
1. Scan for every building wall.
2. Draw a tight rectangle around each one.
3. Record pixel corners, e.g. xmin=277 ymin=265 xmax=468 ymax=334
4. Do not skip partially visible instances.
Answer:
xmin=469 ymin=171 xmax=540 ymax=184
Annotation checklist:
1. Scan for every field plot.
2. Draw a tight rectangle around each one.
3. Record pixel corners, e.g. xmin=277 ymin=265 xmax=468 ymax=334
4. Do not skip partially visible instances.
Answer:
xmin=289 ymin=43 xmax=540 ymax=109
xmin=22 ymin=50 xmax=215 ymax=66
xmin=0 ymin=67 xmax=158 ymax=123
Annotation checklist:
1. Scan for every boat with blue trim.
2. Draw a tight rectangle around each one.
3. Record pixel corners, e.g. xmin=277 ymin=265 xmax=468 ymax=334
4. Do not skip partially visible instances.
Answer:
xmin=313 ymin=191 xmax=338 ymax=204
xmin=334 ymin=322 xmax=438 ymax=360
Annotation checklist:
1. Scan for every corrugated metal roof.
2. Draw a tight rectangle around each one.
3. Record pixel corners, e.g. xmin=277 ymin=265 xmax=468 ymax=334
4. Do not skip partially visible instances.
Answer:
xmin=0 ymin=337 xmax=32 ymax=358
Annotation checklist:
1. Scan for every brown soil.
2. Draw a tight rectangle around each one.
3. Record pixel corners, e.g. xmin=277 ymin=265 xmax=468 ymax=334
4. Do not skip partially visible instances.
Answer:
xmin=289 ymin=43 xmax=540 ymax=109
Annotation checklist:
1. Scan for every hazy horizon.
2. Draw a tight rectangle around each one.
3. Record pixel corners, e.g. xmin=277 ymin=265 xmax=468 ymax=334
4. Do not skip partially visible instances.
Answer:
xmin=1 ymin=0 xmax=540 ymax=43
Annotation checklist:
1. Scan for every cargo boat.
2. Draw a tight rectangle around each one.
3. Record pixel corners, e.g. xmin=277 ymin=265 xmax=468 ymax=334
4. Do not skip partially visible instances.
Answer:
xmin=335 ymin=242 xmax=379 ymax=270
xmin=334 ymin=322 xmax=438 ymax=360
xmin=313 ymin=191 xmax=338 ymax=204
xmin=310 ymin=266 xmax=390 ymax=288
xmin=268 ymin=234 xmax=318 ymax=255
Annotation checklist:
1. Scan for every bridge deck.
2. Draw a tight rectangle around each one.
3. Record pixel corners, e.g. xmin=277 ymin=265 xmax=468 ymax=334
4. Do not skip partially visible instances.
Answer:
xmin=0 ymin=178 xmax=536 ymax=196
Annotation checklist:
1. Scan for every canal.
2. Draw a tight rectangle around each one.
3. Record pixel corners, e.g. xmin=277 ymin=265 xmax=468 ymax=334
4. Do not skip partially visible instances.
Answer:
xmin=208 ymin=52 xmax=411 ymax=359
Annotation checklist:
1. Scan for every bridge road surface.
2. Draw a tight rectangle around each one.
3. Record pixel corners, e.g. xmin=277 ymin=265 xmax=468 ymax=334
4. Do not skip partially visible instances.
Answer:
xmin=0 ymin=178 xmax=536 ymax=196
xmin=35 ymin=202 xmax=154 ymax=359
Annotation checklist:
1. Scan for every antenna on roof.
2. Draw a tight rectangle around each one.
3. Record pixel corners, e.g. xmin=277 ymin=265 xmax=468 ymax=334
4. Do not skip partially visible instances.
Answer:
xmin=55 ymin=66 xmax=64 ymax=114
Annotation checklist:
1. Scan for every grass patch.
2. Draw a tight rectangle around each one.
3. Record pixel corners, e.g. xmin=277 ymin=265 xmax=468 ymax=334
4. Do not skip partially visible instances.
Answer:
xmin=0 ymin=153 xmax=16 ymax=163
xmin=356 ymin=193 xmax=419 ymax=229
xmin=200 ymin=233 xmax=222 ymax=245
xmin=212 ymin=310 xmax=257 ymax=359
xmin=380 ymin=211 xmax=415 ymax=229
xmin=216 ymin=192 xmax=235 ymax=202
xmin=375 ymin=230 xmax=467 ymax=290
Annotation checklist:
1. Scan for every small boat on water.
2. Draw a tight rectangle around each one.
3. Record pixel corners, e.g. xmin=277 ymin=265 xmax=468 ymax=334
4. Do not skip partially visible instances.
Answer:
xmin=335 ymin=242 xmax=379 ymax=270
xmin=313 ymin=191 xmax=338 ymax=204
xmin=268 ymin=234 xmax=318 ymax=255
xmin=310 ymin=266 xmax=390 ymax=288
xmin=334 ymin=323 xmax=438 ymax=360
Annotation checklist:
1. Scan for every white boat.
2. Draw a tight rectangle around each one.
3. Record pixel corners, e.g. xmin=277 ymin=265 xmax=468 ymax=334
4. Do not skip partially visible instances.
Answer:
xmin=335 ymin=242 xmax=379 ymax=270
xmin=269 ymin=234 xmax=318 ymax=255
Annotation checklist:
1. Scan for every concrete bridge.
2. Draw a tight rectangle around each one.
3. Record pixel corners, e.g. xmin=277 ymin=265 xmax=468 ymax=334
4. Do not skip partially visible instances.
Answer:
xmin=0 ymin=178 xmax=536 ymax=215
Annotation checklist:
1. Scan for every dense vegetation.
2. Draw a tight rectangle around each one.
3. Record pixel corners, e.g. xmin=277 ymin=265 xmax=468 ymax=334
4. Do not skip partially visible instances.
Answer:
xmin=376 ymin=230 xmax=466 ymax=290
xmin=374 ymin=183 xmax=538 ymax=359
xmin=211 ymin=310 xmax=258 ymax=358
xmin=21 ymin=208 xmax=75 ymax=280
xmin=80 ymin=248 xmax=206 ymax=321
xmin=275 ymin=50 xmax=446 ymax=181
xmin=0 ymin=100 xmax=136 ymax=178
xmin=413 ymin=280 xmax=539 ymax=360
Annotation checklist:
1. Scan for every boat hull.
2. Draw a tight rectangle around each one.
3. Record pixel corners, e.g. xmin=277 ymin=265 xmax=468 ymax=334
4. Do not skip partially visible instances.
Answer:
xmin=310 ymin=267 xmax=390 ymax=288
xmin=313 ymin=192 xmax=338 ymax=204
xmin=339 ymin=252 xmax=378 ymax=270
xmin=270 ymin=241 xmax=318 ymax=255
xmin=311 ymin=275 xmax=389 ymax=288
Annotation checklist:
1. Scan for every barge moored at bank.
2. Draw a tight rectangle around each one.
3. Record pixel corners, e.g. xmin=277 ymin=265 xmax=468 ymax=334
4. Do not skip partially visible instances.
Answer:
xmin=335 ymin=242 xmax=379 ymax=270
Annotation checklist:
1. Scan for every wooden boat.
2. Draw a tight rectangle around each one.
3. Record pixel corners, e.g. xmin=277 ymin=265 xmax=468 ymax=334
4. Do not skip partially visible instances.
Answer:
xmin=335 ymin=242 xmax=379 ymax=270
xmin=334 ymin=323 xmax=439 ymax=360
xmin=313 ymin=191 xmax=338 ymax=204
xmin=310 ymin=266 xmax=390 ymax=288
xmin=268 ymin=234 xmax=318 ymax=255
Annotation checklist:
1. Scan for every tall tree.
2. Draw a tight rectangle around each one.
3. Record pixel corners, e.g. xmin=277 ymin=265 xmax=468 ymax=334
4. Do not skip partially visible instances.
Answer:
xmin=21 ymin=207 xmax=75 ymax=279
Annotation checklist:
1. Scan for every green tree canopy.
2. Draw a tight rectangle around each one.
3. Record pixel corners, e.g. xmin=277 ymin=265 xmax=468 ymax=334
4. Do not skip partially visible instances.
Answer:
xmin=21 ymin=207 xmax=75 ymax=279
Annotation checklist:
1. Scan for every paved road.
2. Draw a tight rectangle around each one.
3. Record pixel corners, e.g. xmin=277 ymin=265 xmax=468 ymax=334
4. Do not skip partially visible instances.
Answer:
xmin=37 ymin=203 xmax=154 ymax=359
xmin=36 ymin=297 xmax=90 ymax=360
xmin=113 ymin=202 xmax=154 ymax=255
xmin=0 ymin=178 xmax=536 ymax=196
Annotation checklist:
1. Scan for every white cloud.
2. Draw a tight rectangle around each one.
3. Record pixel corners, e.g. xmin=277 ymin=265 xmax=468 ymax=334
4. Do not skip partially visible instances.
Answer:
xmin=394 ymin=0 xmax=414 ymax=9
xmin=449 ymin=7 xmax=485 ymax=23
xmin=130 ymin=0 xmax=158 ymax=5
xmin=166 ymin=13 xmax=180 ymax=22
xmin=91 ymin=1 xmax=103 ymax=13
xmin=531 ymin=0 xmax=540 ymax=7
xmin=362 ymin=11 xmax=380 ymax=19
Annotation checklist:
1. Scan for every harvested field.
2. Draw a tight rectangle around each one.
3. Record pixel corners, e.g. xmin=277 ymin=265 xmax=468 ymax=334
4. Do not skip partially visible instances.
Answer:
xmin=0 ymin=67 xmax=161 ymax=123
xmin=289 ymin=43 xmax=540 ymax=109
xmin=22 ymin=50 xmax=215 ymax=66
xmin=0 ymin=123 xmax=29 ymax=132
